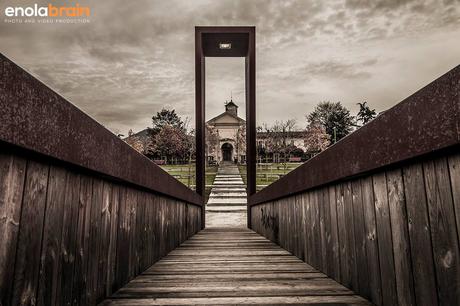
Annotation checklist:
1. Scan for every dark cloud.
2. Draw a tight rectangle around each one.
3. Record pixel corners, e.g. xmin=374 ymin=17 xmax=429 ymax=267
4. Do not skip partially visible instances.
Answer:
xmin=1 ymin=0 xmax=459 ymax=134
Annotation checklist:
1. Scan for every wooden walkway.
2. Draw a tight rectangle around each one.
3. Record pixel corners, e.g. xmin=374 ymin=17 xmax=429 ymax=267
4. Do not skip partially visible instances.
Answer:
xmin=100 ymin=228 xmax=371 ymax=305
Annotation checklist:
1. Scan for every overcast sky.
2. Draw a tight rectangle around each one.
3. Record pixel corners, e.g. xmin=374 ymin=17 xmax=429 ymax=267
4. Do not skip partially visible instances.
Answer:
xmin=1 ymin=0 xmax=459 ymax=135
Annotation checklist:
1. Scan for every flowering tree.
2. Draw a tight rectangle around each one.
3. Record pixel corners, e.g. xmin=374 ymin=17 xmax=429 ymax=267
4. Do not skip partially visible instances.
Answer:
xmin=151 ymin=124 xmax=189 ymax=162
xmin=235 ymin=124 xmax=246 ymax=162
xmin=304 ymin=123 xmax=331 ymax=155
xmin=205 ymin=123 xmax=219 ymax=161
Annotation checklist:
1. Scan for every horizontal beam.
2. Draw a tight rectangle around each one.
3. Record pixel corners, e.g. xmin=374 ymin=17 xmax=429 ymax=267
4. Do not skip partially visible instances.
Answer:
xmin=0 ymin=53 xmax=203 ymax=206
xmin=249 ymin=64 xmax=460 ymax=206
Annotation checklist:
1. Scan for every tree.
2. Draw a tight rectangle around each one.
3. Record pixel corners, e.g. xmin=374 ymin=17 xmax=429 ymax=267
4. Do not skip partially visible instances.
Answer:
xmin=151 ymin=125 xmax=189 ymax=162
xmin=263 ymin=119 xmax=299 ymax=172
xmin=356 ymin=102 xmax=377 ymax=125
xmin=205 ymin=123 xmax=219 ymax=161
xmin=235 ymin=125 xmax=246 ymax=163
xmin=307 ymin=101 xmax=354 ymax=143
xmin=151 ymin=109 xmax=184 ymax=135
xmin=304 ymin=123 xmax=330 ymax=155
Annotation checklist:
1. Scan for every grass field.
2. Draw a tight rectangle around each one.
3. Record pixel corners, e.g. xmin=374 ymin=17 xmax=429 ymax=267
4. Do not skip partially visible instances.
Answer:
xmin=238 ymin=163 xmax=302 ymax=190
xmin=159 ymin=164 xmax=218 ymax=200
xmin=160 ymin=162 xmax=301 ymax=196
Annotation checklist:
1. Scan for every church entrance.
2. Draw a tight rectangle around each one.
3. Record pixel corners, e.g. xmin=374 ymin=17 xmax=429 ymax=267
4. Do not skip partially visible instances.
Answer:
xmin=221 ymin=143 xmax=233 ymax=162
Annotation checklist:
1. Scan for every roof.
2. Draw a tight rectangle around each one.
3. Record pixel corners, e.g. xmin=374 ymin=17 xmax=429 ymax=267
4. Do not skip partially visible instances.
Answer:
xmin=207 ymin=110 xmax=245 ymax=124
xmin=225 ymin=100 xmax=238 ymax=108
xmin=124 ymin=128 xmax=150 ymax=140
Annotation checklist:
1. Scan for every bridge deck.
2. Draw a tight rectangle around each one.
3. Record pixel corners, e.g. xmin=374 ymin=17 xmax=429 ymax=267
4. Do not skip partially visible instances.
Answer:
xmin=100 ymin=228 xmax=371 ymax=305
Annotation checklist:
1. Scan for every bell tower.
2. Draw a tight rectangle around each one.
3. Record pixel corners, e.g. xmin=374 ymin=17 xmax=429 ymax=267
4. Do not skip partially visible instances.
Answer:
xmin=225 ymin=99 xmax=238 ymax=117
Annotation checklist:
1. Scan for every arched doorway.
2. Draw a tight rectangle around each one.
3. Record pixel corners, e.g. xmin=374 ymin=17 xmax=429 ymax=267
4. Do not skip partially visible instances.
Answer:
xmin=221 ymin=143 xmax=233 ymax=162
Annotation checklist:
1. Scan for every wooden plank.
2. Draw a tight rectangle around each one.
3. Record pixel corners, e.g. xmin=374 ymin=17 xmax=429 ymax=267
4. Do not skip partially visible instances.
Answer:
xmin=448 ymin=153 xmax=460 ymax=260
xmin=336 ymin=183 xmax=349 ymax=286
xmin=107 ymin=184 xmax=120 ymax=296
xmin=59 ymin=171 xmax=81 ymax=306
xmin=306 ymin=192 xmax=314 ymax=266
xmin=37 ymin=166 xmax=67 ymax=306
xmin=312 ymin=190 xmax=321 ymax=269
xmin=87 ymin=178 xmax=103 ymax=305
xmin=12 ymin=161 xmax=49 ymax=306
xmin=351 ymin=179 xmax=370 ymax=299
xmin=98 ymin=182 xmax=112 ymax=301
xmin=386 ymin=168 xmax=416 ymax=306
xmin=100 ymin=295 xmax=371 ymax=305
xmin=100 ymin=228 xmax=372 ymax=305
xmin=328 ymin=185 xmax=341 ymax=282
xmin=403 ymin=163 xmax=438 ymax=306
xmin=319 ymin=189 xmax=327 ymax=273
xmin=0 ymin=154 xmax=26 ymax=306
xmin=372 ymin=172 xmax=398 ymax=305
xmin=322 ymin=188 xmax=331 ymax=277
xmin=115 ymin=187 xmax=129 ymax=289
xmin=73 ymin=174 xmax=93 ymax=305
xmin=343 ymin=181 xmax=358 ymax=291
xmin=424 ymin=157 xmax=460 ymax=305
xmin=360 ymin=176 xmax=382 ymax=306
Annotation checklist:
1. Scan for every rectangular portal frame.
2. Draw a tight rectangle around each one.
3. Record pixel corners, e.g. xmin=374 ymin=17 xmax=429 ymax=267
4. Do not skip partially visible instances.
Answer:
xmin=195 ymin=26 xmax=256 ymax=228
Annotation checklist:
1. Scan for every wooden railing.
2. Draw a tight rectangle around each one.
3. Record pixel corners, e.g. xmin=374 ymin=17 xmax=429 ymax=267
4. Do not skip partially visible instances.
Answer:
xmin=249 ymin=65 xmax=460 ymax=306
xmin=0 ymin=54 xmax=203 ymax=306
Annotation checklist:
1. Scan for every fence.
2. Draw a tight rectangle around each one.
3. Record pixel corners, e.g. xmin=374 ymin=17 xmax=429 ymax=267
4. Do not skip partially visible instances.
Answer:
xmin=0 ymin=53 xmax=203 ymax=306
xmin=249 ymin=65 xmax=460 ymax=306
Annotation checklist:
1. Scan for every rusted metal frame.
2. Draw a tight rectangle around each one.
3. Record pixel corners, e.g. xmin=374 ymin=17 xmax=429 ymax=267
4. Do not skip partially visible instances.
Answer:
xmin=195 ymin=29 xmax=206 ymax=227
xmin=0 ymin=53 xmax=203 ymax=206
xmin=246 ymin=27 xmax=256 ymax=228
xmin=195 ymin=26 xmax=256 ymax=228
xmin=249 ymin=65 xmax=460 ymax=206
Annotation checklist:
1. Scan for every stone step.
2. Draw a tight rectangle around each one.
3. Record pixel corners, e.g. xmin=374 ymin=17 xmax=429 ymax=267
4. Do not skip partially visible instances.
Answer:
xmin=207 ymin=198 xmax=247 ymax=204
xmin=212 ymin=184 xmax=245 ymax=188
xmin=206 ymin=206 xmax=247 ymax=212
xmin=210 ymin=188 xmax=246 ymax=192
xmin=207 ymin=202 xmax=247 ymax=207
xmin=209 ymin=194 xmax=247 ymax=198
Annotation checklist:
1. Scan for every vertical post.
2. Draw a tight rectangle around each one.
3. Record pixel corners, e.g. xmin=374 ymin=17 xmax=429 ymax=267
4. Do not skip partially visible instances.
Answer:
xmin=246 ymin=28 xmax=256 ymax=228
xmin=195 ymin=29 xmax=206 ymax=229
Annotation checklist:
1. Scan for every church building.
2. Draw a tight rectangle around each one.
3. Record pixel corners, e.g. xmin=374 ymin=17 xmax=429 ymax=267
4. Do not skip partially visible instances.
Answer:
xmin=206 ymin=100 xmax=246 ymax=164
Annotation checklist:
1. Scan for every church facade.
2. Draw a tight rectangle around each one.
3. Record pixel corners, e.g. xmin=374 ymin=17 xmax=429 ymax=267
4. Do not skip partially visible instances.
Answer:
xmin=125 ymin=100 xmax=309 ymax=164
xmin=206 ymin=100 xmax=246 ymax=164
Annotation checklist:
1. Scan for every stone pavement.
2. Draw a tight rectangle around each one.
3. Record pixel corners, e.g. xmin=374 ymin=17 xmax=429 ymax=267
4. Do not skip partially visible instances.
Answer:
xmin=205 ymin=163 xmax=247 ymax=227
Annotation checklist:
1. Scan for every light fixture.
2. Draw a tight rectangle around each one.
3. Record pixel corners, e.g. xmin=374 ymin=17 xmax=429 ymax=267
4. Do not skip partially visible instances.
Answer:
xmin=219 ymin=43 xmax=231 ymax=49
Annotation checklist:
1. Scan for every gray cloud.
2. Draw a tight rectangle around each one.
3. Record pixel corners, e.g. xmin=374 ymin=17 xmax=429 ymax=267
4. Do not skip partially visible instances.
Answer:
xmin=1 ymin=0 xmax=459 ymax=134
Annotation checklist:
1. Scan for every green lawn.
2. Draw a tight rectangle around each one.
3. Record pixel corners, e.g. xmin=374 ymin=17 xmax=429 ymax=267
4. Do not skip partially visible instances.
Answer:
xmin=238 ymin=163 xmax=302 ymax=191
xmin=159 ymin=164 xmax=217 ymax=201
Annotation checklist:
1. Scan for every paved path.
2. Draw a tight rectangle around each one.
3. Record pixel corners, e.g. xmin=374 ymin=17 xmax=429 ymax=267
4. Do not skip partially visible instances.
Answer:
xmin=206 ymin=163 xmax=247 ymax=227
xmin=100 ymin=228 xmax=371 ymax=305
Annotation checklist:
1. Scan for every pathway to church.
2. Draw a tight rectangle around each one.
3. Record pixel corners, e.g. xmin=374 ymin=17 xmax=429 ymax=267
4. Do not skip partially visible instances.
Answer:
xmin=206 ymin=162 xmax=247 ymax=227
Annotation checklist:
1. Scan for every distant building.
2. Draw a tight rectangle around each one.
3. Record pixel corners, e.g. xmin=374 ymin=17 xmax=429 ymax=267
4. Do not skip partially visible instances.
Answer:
xmin=206 ymin=100 xmax=246 ymax=163
xmin=124 ymin=100 xmax=308 ymax=163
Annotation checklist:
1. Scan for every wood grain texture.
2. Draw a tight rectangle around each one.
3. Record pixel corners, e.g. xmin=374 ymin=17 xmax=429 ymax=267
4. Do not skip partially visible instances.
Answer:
xmin=0 ymin=149 xmax=201 ymax=306
xmin=101 ymin=228 xmax=372 ymax=305
xmin=360 ymin=176 xmax=382 ymax=305
xmin=351 ymin=179 xmax=370 ymax=299
xmin=386 ymin=168 xmax=416 ymax=306
xmin=252 ymin=151 xmax=460 ymax=306
xmin=372 ymin=172 xmax=398 ymax=306
xmin=0 ymin=154 xmax=26 ymax=306
xmin=403 ymin=163 xmax=438 ymax=306
xmin=12 ymin=160 xmax=49 ymax=306
xmin=424 ymin=157 xmax=460 ymax=305
xmin=37 ymin=166 xmax=67 ymax=306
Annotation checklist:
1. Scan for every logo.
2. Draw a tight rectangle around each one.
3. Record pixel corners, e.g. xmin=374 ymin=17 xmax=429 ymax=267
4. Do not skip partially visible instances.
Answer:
xmin=4 ymin=3 xmax=91 ymax=23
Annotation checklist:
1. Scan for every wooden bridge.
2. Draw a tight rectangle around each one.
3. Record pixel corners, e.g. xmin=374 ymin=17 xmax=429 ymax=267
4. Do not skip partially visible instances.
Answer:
xmin=1 ymin=49 xmax=459 ymax=305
